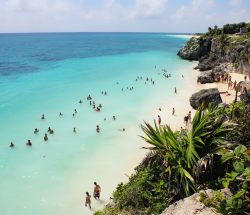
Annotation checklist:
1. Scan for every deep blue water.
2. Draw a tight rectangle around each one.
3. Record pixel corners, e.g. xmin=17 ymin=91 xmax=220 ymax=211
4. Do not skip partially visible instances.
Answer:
xmin=0 ymin=33 xmax=186 ymax=76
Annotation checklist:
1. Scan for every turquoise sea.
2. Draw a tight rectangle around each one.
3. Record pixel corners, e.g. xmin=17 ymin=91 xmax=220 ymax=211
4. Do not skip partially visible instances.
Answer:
xmin=0 ymin=33 xmax=191 ymax=214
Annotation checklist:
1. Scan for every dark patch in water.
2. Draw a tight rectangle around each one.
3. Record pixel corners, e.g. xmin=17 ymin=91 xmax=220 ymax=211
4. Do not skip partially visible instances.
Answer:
xmin=0 ymin=62 xmax=38 ymax=76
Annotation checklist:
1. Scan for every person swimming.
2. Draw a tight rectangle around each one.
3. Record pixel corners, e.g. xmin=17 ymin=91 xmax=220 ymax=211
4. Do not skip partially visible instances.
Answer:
xmin=79 ymin=100 xmax=82 ymax=104
xmin=113 ymin=116 xmax=116 ymax=120
xmin=87 ymin=95 xmax=92 ymax=100
xmin=74 ymin=109 xmax=77 ymax=114
xmin=49 ymin=129 xmax=54 ymax=134
xmin=96 ymin=125 xmax=100 ymax=133
xmin=9 ymin=142 xmax=15 ymax=148
xmin=44 ymin=133 xmax=48 ymax=141
xmin=73 ymin=113 xmax=75 ymax=117
xmin=85 ymin=192 xmax=91 ymax=209
xmin=48 ymin=127 xmax=51 ymax=132
xmin=41 ymin=114 xmax=45 ymax=120
xmin=34 ymin=128 xmax=39 ymax=134
xmin=59 ymin=112 xmax=63 ymax=116
xmin=26 ymin=140 xmax=32 ymax=146
xmin=98 ymin=104 xmax=102 ymax=108
xmin=73 ymin=128 xmax=76 ymax=133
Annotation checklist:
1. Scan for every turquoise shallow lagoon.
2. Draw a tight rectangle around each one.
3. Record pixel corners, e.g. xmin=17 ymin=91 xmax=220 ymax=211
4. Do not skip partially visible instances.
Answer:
xmin=0 ymin=33 xmax=191 ymax=214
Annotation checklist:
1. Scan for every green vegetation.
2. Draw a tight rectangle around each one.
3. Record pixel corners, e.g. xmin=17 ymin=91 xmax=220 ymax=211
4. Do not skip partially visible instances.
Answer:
xmin=206 ymin=22 xmax=250 ymax=36
xmin=96 ymin=102 xmax=250 ymax=214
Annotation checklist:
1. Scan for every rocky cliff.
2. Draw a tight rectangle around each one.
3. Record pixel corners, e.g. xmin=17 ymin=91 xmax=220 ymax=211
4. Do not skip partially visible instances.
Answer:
xmin=178 ymin=34 xmax=250 ymax=74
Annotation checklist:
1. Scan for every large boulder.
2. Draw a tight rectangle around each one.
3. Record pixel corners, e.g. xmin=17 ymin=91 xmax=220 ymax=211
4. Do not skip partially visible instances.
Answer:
xmin=239 ymin=81 xmax=250 ymax=103
xmin=197 ymin=71 xmax=214 ymax=84
xmin=197 ymin=63 xmax=230 ymax=84
xmin=190 ymin=88 xmax=222 ymax=109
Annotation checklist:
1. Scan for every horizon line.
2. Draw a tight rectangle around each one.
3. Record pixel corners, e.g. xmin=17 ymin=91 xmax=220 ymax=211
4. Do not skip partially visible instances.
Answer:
xmin=0 ymin=31 xmax=199 ymax=35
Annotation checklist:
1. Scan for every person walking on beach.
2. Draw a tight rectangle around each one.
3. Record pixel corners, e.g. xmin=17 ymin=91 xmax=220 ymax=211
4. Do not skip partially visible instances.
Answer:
xmin=85 ymin=192 xmax=91 ymax=209
xmin=188 ymin=111 xmax=192 ymax=123
xmin=157 ymin=115 xmax=161 ymax=125
xmin=174 ymin=87 xmax=177 ymax=94
xmin=93 ymin=182 xmax=101 ymax=200
xmin=172 ymin=108 xmax=175 ymax=115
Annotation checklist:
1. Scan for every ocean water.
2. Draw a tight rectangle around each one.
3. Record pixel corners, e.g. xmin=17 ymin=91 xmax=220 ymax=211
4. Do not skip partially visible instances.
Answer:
xmin=0 ymin=33 xmax=191 ymax=215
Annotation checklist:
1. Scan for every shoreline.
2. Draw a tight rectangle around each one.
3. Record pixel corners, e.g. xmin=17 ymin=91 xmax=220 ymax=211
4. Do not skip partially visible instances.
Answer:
xmin=119 ymin=61 xmax=246 ymax=197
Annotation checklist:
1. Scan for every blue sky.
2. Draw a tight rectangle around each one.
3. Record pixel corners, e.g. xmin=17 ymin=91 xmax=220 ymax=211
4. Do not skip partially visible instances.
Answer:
xmin=0 ymin=0 xmax=250 ymax=33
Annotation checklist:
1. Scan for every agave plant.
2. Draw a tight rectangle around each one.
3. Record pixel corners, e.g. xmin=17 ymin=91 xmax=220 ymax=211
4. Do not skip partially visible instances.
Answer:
xmin=141 ymin=105 xmax=233 ymax=198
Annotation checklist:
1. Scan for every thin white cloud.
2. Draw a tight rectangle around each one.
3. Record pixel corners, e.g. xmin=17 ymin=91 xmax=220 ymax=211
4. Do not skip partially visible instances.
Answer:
xmin=133 ymin=0 xmax=168 ymax=18
xmin=175 ymin=0 xmax=215 ymax=20
xmin=230 ymin=0 xmax=242 ymax=6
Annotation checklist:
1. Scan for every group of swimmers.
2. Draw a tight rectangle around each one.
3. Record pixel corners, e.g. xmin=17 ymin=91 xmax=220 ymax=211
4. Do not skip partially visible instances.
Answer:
xmin=85 ymin=182 xmax=101 ymax=209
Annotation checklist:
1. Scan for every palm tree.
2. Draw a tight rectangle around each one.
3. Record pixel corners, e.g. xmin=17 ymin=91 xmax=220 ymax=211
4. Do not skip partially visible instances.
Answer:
xmin=141 ymin=105 xmax=232 ymax=198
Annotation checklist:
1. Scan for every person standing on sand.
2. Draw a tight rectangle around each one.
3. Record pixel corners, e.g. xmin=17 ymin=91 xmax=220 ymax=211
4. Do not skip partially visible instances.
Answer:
xmin=172 ymin=108 xmax=175 ymax=115
xmin=174 ymin=87 xmax=177 ymax=94
xmin=85 ymin=192 xmax=91 ymax=209
xmin=93 ymin=182 xmax=101 ymax=200
xmin=158 ymin=115 xmax=161 ymax=125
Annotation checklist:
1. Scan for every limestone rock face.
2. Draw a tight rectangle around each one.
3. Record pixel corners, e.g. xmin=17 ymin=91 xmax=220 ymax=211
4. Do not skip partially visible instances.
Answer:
xmin=197 ymin=63 xmax=231 ymax=84
xmin=189 ymin=88 xmax=222 ymax=109
xmin=239 ymin=81 xmax=250 ymax=103
xmin=177 ymin=37 xmax=211 ymax=61
xmin=178 ymin=35 xmax=250 ymax=74
xmin=161 ymin=189 xmax=231 ymax=215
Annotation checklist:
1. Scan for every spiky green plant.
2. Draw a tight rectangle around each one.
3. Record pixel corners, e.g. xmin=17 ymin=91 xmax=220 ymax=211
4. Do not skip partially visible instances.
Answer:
xmin=141 ymin=106 xmax=233 ymax=198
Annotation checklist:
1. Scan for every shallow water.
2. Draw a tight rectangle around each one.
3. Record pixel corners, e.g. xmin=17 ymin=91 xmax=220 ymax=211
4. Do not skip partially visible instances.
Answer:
xmin=0 ymin=33 xmax=191 ymax=214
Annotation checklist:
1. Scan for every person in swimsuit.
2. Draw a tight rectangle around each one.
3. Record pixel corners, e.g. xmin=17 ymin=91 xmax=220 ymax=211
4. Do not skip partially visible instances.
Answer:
xmin=96 ymin=125 xmax=100 ymax=133
xmin=93 ymin=182 xmax=101 ymax=200
xmin=172 ymin=108 xmax=175 ymax=115
xmin=158 ymin=115 xmax=161 ymax=125
xmin=41 ymin=114 xmax=45 ymax=120
xmin=26 ymin=140 xmax=32 ymax=146
xmin=85 ymin=192 xmax=91 ymax=209
xmin=34 ymin=128 xmax=39 ymax=134
xmin=59 ymin=112 xmax=63 ymax=116
xmin=9 ymin=142 xmax=15 ymax=148
xmin=44 ymin=133 xmax=48 ymax=141
xmin=73 ymin=128 xmax=76 ymax=133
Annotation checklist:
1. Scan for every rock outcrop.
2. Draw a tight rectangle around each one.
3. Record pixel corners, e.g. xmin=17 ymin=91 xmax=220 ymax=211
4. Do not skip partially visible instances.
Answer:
xmin=190 ymin=88 xmax=222 ymax=109
xmin=177 ymin=37 xmax=211 ymax=61
xmin=178 ymin=34 xmax=250 ymax=75
xmin=161 ymin=189 xmax=231 ymax=215
xmin=197 ymin=63 xmax=231 ymax=84
xmin=239 ymin=81 xmax=250 ymax=103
